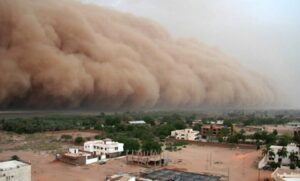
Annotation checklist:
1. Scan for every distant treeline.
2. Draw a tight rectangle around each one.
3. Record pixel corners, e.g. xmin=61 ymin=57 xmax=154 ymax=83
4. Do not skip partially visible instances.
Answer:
xmin=0 ymin=111 xmax=291 ymax=134
xmin=0 ymin=111 xmax=296 ymax=151
xmin=0 ymin=112 xmax=195 ymax=153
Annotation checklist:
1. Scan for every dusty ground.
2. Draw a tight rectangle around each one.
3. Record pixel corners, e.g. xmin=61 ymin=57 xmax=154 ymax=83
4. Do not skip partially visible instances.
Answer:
xmin=0 ymin=131 xmax=272 ymax=181
xmin=0 ymin=150 xmax=142 ymax=181
xmin=165 ymin=144 xmax=272 ymax=181
xmin=263 ymin=124 xmax=294 ymax=135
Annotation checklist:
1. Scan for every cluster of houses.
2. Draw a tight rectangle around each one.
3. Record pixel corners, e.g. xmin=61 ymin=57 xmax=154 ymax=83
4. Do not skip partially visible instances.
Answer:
xmin=170 ymin=120 xmax=226 ymax=141
xmin=57 ymin=138 xmax=124 ymax=165
xmin=3 ymin=119 xmax=300 ymax=181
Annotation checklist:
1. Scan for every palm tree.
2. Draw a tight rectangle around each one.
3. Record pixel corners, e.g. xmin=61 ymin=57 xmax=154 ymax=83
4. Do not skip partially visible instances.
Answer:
xmin=277 ymin=147 xmax=288 ymax=158
xmin=262 ymin=145 xmax=271 ymax=156
xmin=268 ymin=150 xmax=276 ymax=160
xmin=289 ymin=151 xmax=298 ymax=163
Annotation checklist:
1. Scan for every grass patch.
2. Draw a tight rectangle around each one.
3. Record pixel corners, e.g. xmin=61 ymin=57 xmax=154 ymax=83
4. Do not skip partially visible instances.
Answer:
xmin=165 ymin=141 xmax=188 ymax=151
xmin=13 ymin=141 xmax=62 ymax=151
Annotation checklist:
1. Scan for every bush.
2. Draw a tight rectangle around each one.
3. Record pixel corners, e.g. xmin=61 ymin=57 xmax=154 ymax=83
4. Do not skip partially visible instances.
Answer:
xmin=296 ymin=160 xmax=300 ymax=168
xmin=165 ymin=144 xmax=176 ymax=151
xmin=218 ymin=137 xmax=224 ymax=143
xmin=290 ymin=163 xmax=296 ymax=169
xmin=173 ymin=141 xmax=188 ymax=147
xmin=11 ymin=155 xmax=20 ymax=160
xmin=61 ymin=134 xmax=72 ymax=140
xmin=269 ymin=162 xmax=280 ymax=169
xmin=94 ymin=135 xmax=101 ymax=139
xmin=75 ymin=136 xmax=84 ymax=144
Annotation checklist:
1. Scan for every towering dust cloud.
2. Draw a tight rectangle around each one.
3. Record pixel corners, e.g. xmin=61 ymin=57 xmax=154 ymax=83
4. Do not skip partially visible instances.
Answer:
xmin=0 ymin=0 xmax=277 ymax=109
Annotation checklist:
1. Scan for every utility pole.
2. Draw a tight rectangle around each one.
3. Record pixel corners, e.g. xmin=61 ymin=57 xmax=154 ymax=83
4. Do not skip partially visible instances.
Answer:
xmin=242 ymin=157 xmax=245 ymax=176
xmin=227 ymin=167 xmax=230 ymax=181
xmin=210 ymin=152 xmax=212 ymax=168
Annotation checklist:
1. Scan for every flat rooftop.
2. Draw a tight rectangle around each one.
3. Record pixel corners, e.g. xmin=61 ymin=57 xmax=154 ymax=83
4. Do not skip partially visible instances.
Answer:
xmin=129 ymin=120 xmax=146 ymax=124
xmin=142 ymin=169 xmax=221 ymax=181
xmin=0 ymin=160 xmax=30 ymax=171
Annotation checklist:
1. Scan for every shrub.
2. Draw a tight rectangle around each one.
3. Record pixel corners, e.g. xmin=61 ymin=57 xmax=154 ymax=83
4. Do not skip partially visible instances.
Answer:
xmin=61 ymin=134 xmax=72 ymax=140
xmin=290 ymin=163 xmax=296 ymax=169
xmin=296 ymin=160 xmax=300 ymax=168
xmin=269 ymin=162 xmax=280 ymax=169
xmin=173 ymin=141 xmax=188 ymax=147
xmin=94 ymin=135 xmax=101 ymax=139
xmin=75 ymin=136 xmax=84 ymax=144
xmin=11 ymin=155 xmax=20 ymax=160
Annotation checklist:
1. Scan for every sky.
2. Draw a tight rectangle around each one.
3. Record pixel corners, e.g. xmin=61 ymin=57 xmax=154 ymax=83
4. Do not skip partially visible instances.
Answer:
xmin=81 ymin=0 xmax=300 ymax=109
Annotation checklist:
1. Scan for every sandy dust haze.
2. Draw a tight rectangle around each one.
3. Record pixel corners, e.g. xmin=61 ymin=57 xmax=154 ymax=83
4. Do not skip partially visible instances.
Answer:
xmin=0 ymin=0 xmax=277 ymax=109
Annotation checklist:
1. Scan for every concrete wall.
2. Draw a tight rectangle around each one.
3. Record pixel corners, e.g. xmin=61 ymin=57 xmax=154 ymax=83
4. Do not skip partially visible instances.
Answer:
xmin=166 ymin=138 xmax=257 ymax=149
xmin=86 ymin=157 xmax=98 ymax=164
xmin=258 ymin=155 xmax=268 ymax=169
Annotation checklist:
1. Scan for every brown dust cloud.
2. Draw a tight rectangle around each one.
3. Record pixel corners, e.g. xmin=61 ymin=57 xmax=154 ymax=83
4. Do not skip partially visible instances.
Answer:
xmin=0 ymin=0 xmax=277 ymax=110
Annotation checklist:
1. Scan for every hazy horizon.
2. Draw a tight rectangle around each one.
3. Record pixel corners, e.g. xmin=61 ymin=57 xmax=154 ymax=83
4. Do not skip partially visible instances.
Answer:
xmin=83 ymin=0 xmax=300 ymax=109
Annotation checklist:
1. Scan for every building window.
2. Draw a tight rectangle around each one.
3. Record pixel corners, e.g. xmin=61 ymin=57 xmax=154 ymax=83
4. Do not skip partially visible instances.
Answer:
xmin=115 ymin=147 xmax=118 ymax=150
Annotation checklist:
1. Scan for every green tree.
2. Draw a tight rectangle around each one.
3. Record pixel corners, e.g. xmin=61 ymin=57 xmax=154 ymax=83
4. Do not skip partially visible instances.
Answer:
xmin=143 ymin=116 xmax=155 ymax=126
xmin=277 ymin=147 xmax=288 ymax=159
xmin=268 ymin=150 xmax=276 ymax=160
xmin=220 ymin=128 xmax=230 ymax=137
xmin=192 ymin=123 xmax=202 ymax=131
xmin=290 ymin=163 xmax=296 ymax=169
xmin=173 ymin=120 xmax=186 ymax=130
xmin=296 ymin=160 xmax=300 ymax=168
xmin=262 ymin=145 xmax=270 ymax=156
xmin=142 ymin=140 xmax=161 ymax=153
xmin=264 ymin=132 xmax=277 ymax=145
xmin=155 ymin=124 xmax=176 ymax=139
xmin=104 ymin=115 xmax=120 ymax=126
xmin=272 ymin=129 xmax=278 ymax=136
xmin=11 ymin=155 xmax=20 ymax=160
xmin=289 ymin=151 xmax=298 ymax=163
xmin=121 ymin=138 xmax=140 ymax=153
xmin=75 ymin=136 xmax=84 ymax=144
xmin=94 ymin=135 xmax=102 ymax=139
xmin=293 ymin=131 xmax=300 ymax=143
xmin=278 ymin=134 xmax=292 ymax=146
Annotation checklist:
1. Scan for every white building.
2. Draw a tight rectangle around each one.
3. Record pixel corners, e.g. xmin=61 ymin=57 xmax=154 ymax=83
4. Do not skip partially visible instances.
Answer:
xmin=59 ymin=148 xmax=106 ymax=165
xmin=171 ymin=129 xmax=200 ymax=141
xmin=129 ymin=120 xmax=146 ymax=125
xmin=0 ymin=160 xmax=31 ymax=181
xmin=216 ymin=120 xmax=224 ymax=125
xmin=192 ymin=120 xmax=202 ymax=126
xmin=272 ymin=168 xmax=300 ymax=181
xmin=268 ymin=143 xmax=299 ymax=165
xmin=84 ymin=139 xmax=124 ymax=157
xmin=287 ymin=122 xmax=300 ymax=128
